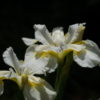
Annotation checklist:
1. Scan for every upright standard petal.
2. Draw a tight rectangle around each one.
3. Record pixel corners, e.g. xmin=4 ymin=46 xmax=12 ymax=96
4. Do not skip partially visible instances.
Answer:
xmin=3 ymin=47 xmax=21 ymax=74
xmin=22 ymin=37 xmax=38 ymax=46
xmin=73 ymin=40 xmax=100 ymax=68
xmin=34 ymin=24 xmax=54 ymax=44
xmin=66 ymin=23 xmax=86 ymax=43
xmin=52 ymin=28 xmax=65 ymax=46
xmin=23 ymin=76 xmax=56 ymax=100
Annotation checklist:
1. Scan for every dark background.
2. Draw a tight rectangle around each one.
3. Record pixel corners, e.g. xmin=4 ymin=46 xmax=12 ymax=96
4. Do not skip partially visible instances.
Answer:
xmin=0 ymin=0 xmax=100 ymax=100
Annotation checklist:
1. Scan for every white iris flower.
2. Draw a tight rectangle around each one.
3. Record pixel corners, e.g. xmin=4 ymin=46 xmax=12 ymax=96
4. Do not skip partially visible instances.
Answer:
xmin=0 ymin=47 xmax=56 ymax=100
xmin=22 ymin=23 xmax=100 ymax=68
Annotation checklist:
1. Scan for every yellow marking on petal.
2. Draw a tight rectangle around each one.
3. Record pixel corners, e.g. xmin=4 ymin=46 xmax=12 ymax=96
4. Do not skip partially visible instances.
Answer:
xmin=37 ymin=50 xmax=65 ymax=63
xmin=63 ymin=47 xmax=83 ymax=56
xmin=36 ymin=51 xmax=59 ymax=59
xmin=22 ymin=74 xmax=28 ymax=85
xmin=63 ymin=49 xmax=73 ymax=55
xmin=0 ymin=76 xmax=22 ymax=88
xmin=0 ymin=81 xmax=3 ymax=85
xmin=10 ymin=77 xmax=22 ymax=88
xmin=74 ymin=41 xmax=84 ymax=45
xmin=0 ymin=77 xmax=7 ymax=80
xmin=28 ymin=80 xmax=44 ymax=87
xmin=22 ymin=74 xmax=44 ymax=88
xmin=73 ymin=50 xmax=80 ymax=55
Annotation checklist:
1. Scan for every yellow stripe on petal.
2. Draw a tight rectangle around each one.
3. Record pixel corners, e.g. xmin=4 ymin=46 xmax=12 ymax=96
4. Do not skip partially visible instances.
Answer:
xmin=0 ymin=71 xmax=11 ymax=80
xmin=74 ymin=41 xmax=85 ymax=45
xmin=10 ymin=77 xmax=22 ymax=88
xmin=37 ymin=50 xmax=64 ymax=63
xmin=24 ymin=75 xmax=45 ymax=88
xmin=37 ymin=51 xmax=59 ymax=59
xmin=28 ymin=80 xmax=44 ymax=88
xmin=21 ymin=75 xmax=44 ymax=89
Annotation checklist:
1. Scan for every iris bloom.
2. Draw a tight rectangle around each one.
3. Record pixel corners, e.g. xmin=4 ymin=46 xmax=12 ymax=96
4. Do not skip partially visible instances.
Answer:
xmin=0 ymin=47 xmax=56 ymax=100
xmin=22 ymin=23 xmax=100 ymax=68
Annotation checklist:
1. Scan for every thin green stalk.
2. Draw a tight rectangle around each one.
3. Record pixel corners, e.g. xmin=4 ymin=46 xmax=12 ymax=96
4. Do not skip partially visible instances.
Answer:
xmin=55 ymin=61 xmax=64 ymax=90
xmin=55 ymin=52 xmax=73 ymax=100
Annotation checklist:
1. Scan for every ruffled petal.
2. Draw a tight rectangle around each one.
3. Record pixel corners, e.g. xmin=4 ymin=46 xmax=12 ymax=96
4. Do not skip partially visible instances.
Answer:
xmin=22 ymin=54 xmax=58 ymax=75
xmin=24 ymin=45 xmax=51 ymax=62
xmin=66 ymin=23 xmax=85 ymax=43
xmin=52 ymin=28 xmax=65 ymax=45
xmin=73 ymin=40 xmax=100 ymax=68
xmin=22 ymin=57 xmax=49 ymax=75
xmin=24 ymin=45 xmax=55 ymax=62
xmin=22 ymin=37 xmax=38 ymax=46
xmin=23 ymin=45 xmax=58 ymax=75
xmin=3 ymin=47 xmax=21 ymax=74
xmin=23 ymin=76 xmax=56 ymax=100
xmin=25 ymin=44 xmax=61 ymax=61
xmin=34 ymin=24 xmax=54 ymax=44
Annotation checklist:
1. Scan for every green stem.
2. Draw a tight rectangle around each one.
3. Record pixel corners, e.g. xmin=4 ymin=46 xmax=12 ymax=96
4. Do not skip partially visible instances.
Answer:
xmin=55 ymin=52 xmax=73 ymax=100
xmin=55 ymin=61 xmax=63 ymax=90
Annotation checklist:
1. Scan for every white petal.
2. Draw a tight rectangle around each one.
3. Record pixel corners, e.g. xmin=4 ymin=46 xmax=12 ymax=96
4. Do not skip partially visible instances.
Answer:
xmin=24 ymin=44 xmax=52 ymax=61
xmin=34 ymin=24 xmax=54 ymax=44
xmin=52 ymin=28 xmax=65 ymax=45
xmin=24 ymin=45 xmax=49 ymax=61
xmin=22 ymin=57 xmax=49 ymax=75
xmin=22 ymin=55 xmax=58 ymax=75
xmin=24 ymin=46 xmax=58 ymax=74
xmin=24 ymin=45 xmax=37 ymax=62
xmin=63 ymin=43 xmax=85 ymax=52
xmin=3 ymin=47 xmax=21 ymax=74
xmin=22 ymin=37 xmax=38 ymax=46
xmin=73 ymin=40 xmax=100 ymax=68
xmin=23 ymin=76 xmax=56 ymax=100
xmin=42 ymin=81 xmax=56 ymax=100
xmin=0 ymin=71 xmax=11 ymax=79
xmin=25 ymin=45 xmax=61 ymax=61
xmin=44 ymin=56 xmax=58 ymax=73
xmin=66 ymin=23 xmax=86 ymax=43
xmin=0 ymin=81 xmax=4 ymax=95
xmin=23 ymin=45 xmax=50 ymax=75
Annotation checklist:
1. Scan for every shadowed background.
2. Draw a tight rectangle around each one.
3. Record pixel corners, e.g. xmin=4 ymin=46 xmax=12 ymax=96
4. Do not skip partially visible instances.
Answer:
xmin=0 ymin=0 xmax=100 ymax=100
